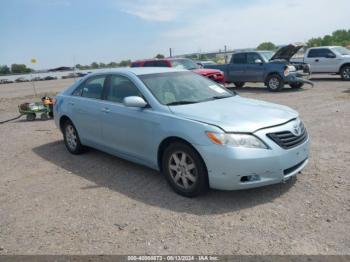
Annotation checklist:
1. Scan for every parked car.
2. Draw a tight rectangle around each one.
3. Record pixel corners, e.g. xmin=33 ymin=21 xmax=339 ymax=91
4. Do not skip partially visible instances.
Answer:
xmin=204 ymin=44 xmax=313 ymax=91
xmin=196 ymin=60 xmax=217 ymax=67
xmin=0 ymin=79 xmax=14 ymax=84
xmin=291 ymin=46 xmax=350 ymax=80
xmin=15 ymin=77 xmax=29 ymax=82
xmin=131 ymin=58 xmax=225 ymax=83
xmin=54 ymin=68 xmax=310 ymax=197
xmin=43 ymin=76 xmax=58 ymax=80
xmin=62 ymin=73 xmax=79 ymax=79
xmin=31 ymin=76 xmax=43 ymax=81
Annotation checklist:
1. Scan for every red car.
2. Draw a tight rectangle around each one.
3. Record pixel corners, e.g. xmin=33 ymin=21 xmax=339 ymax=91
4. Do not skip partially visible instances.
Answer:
xmin=131 ymin=58 xmax=225 ymax=83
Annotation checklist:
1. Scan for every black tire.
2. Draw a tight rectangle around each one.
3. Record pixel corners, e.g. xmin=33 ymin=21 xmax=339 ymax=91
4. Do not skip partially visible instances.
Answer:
xmin=26 ymin=113 xmax=36 ymax=121
xmin=162 ymin=142 xmax=209 ymax=197
xmin=40 ymin=113 xmax=48 ymax=121
xmin=63 ymin=120 xmax=84 ymax=154
xmin=233 ymin=82 xmax=245 ymax=88
xmin=289 ymin=82 xmax=304 ymax=89
xmin=340 ymin=65 xmax=350 ymax=81
xmin=266 ymin=74 xmax=284 ymax=92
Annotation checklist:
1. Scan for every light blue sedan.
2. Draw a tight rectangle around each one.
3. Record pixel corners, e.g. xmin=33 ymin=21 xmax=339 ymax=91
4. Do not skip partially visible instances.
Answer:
xmin=54 ymin=68 xmax=309 ymax=197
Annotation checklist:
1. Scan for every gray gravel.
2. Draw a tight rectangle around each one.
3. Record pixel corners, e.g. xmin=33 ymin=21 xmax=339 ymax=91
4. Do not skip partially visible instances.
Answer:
xmin=0 ymin=75 xmax=349 ymax=254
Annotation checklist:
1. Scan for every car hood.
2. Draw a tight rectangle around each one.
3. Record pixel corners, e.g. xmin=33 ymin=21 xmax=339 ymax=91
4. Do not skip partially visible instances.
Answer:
xmin=169 ymin=96 xmax=298 ymax=133
xmin=270 ymin=44 xmax=304 ymax=61
xmin=192 ymin=68 xmax=222 ymax=75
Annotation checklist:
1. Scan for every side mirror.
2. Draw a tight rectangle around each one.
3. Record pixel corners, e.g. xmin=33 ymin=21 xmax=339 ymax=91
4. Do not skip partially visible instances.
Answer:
xmin=254 ymin=59 xmax=263 ymax=64
xmin=123 ymin=96 xmax=147 ymax=108
xmin=326 ymin=53 xmax=336 ymax=58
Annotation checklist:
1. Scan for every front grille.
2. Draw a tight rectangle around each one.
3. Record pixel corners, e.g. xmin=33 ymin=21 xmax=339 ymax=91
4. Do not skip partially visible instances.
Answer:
xmin=267 ymin=122 xmax=307 ymax=149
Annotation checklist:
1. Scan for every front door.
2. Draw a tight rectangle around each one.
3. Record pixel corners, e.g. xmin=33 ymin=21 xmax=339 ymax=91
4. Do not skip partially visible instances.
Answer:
xmin=100 ymin=74 xmax=157 ymax=164
xmin=245 ymin=53 xmax=265 ymax=81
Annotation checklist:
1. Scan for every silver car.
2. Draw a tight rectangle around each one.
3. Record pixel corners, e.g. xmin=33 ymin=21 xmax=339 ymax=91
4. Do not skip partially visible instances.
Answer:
xmin=54 ymin=68 xmax=309 ymax=197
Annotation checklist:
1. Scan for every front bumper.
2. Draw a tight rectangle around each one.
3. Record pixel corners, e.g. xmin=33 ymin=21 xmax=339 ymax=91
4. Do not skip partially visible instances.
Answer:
xmin=286 ymin=72 xmax=314 ymax=86
xmin=195 ymin=123 xmax=310 ymax=190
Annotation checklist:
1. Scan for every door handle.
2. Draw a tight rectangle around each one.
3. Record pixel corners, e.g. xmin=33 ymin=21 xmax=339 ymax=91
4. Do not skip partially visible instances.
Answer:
xmin=315 ymin=59 xmax=319 ymax=62
xmin=68 ymin=101 xmax=75 ymax=106
xmin=101 ymin=107 xmax=110 ymax=113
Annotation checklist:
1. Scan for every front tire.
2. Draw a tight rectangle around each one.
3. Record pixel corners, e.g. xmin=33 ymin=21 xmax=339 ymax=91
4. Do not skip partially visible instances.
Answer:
xmin=162 ymin=142 xmax=209 ymax=197
xmin=266 ymin=74 xmax=284 ymax=92
xmin=63 ymin=120 xmax=84 ymax=154
xmin=289 ymin=82 xmax=304 ymax=89
xmin=340 ymin=65 xmax=350 ymax=81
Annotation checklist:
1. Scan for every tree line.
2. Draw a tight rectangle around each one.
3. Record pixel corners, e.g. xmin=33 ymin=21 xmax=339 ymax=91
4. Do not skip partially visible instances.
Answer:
xmin=257 ymin=29 xmax=350 ymax=50
xmin=0 ymin=64 xmax=33 ymax=75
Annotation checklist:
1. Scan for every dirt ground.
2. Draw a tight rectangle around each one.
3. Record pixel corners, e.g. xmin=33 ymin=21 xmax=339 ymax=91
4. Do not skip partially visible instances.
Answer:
xmin=0 ymin=75 xmax=349 ymax=255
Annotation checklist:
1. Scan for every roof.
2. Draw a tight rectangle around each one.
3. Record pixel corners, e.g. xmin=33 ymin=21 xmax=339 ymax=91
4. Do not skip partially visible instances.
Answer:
xmin=89 ymin=67 xmax=188 ymax=76
xmin=309 ymin=46 xmax=340 ymax=49
xmin=132 ymin=57 xmax=189 ymax=63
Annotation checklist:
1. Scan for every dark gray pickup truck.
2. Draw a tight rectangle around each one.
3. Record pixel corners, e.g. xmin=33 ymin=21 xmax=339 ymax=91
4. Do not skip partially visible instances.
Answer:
xmin=205 ymin=44 xmax=313 ymax=92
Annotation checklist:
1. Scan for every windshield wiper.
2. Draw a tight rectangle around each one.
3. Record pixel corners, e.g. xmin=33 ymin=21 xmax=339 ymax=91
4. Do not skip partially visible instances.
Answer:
xmin=212 ymin=95 xmax=232 ymax=99
xmin=166 ymin=100 xmax=198 ymax=106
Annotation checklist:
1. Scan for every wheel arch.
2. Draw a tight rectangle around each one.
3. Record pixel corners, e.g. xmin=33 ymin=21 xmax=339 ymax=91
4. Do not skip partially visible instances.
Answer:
xmin=157 ymin=136 xmax=207 ymax=173
xmin=59 ymin=115 xmax=72 ymax=132
xmin=339 ymin=63 xmax=350 ymax=73
xmin=264 ymin=71 xmax=282 ymax=85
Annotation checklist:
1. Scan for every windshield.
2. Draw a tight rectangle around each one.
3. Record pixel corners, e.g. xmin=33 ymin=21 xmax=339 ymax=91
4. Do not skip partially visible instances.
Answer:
xmin=260 ymin=51 xmax=275 ymax=61
xmin=332 ymin=47 xmax=350 ymax=56
xmin=170 ymin=59 xmax=199 ymax=70
xmin=139 ymin=71 xmax=234 ymax=106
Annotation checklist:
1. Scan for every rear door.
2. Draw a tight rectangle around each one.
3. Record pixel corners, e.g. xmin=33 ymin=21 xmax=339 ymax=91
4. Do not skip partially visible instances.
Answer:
xmin=304 ymin=48 xmax=338 ymax=73
xmin=245 ymin=53 xmax=265 ymax=81
xmin=69 ymin=75 xmax=107 ymax=146
xmin=228 ymin=53 xmax=247 ymax=82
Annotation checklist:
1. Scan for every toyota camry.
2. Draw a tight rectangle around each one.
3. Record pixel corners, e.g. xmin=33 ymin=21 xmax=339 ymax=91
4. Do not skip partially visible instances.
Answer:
xmin=54 ymin=68 xmax=309 ymax=197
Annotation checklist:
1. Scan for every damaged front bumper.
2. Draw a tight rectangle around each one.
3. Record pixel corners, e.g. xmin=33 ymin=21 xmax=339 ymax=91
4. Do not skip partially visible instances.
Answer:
xmin=287 ymin=72 xmax=314 ymax=87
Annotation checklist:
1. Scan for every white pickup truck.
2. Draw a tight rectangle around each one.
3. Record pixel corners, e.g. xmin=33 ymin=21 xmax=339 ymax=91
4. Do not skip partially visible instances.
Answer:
xmin=292 ymin=46 xmax=350 ymax=80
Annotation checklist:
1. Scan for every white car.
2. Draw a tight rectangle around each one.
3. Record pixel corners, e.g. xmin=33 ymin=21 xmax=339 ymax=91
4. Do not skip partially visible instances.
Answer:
xmin=293 ymin=46 xmax=350 ymax=80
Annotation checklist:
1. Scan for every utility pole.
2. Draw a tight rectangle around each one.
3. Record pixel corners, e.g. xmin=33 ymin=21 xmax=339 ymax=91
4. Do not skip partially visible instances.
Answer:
xmin=224 ymin=45 xmax=228 ymax=64
xmin=169 ymin=48 xmax=172 ymax=57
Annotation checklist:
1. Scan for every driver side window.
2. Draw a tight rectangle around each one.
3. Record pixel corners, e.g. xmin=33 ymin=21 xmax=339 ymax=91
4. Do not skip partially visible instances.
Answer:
xmin=106 ymin=75 xmax=142 ymax=103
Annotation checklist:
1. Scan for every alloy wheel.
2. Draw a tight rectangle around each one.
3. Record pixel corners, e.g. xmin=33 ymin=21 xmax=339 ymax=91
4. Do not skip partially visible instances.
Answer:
xmin=342 ymin=68 xmax=350 ymax=79
xmin=65 ymin=124 xmax=78 ymax=151
xmin=269 ymin=77 xmax=280 ymax=90
xmin=168 ymin=151 xmax=197 ymax=189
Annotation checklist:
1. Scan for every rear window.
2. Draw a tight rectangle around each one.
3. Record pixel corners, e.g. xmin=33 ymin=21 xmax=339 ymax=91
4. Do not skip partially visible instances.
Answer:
xmin=307 ymin=49 xmax=335 ymax=58
xmin=232 ymin=53 xmax=246 ymax=64
xmin=144 ymin=60 xmax=169 ymax=67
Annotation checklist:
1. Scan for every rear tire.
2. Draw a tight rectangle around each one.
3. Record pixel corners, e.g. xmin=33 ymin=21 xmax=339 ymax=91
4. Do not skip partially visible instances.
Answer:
xmin=289 ymin=82 xmax=304 ymax=89
xmin=63 ymin=120 xmax=84 ymax=154
xmin=40 ymin=113 xmax=48 ymax=120
xmin=26 ymin=113 xmax=36 ymax=121
xmin=233 ymin=82 xmax=245 ymax=88
xmin=162 ymin=142 xmax=209 ymax=197
xmin=340 ymin=65 xmax=350 ymax=81
xmin=266 ymin=74 xmax=284 ymax=92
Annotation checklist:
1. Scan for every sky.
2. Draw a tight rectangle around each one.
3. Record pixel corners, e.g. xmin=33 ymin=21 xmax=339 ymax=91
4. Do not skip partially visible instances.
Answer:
xmin=1 ymin=0 xmax=350 ymax=69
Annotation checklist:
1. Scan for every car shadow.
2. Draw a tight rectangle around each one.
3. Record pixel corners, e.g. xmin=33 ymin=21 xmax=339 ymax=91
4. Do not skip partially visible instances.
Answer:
xmin=310 ymin=77 xmax=342 ymax=81
xmin=33 ymin=141 xmax=296 ymax=215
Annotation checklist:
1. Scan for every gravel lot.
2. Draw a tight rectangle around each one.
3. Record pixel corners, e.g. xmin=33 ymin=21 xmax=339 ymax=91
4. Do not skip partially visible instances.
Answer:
xmin=0 ymin=76 xmax=349 ymax=255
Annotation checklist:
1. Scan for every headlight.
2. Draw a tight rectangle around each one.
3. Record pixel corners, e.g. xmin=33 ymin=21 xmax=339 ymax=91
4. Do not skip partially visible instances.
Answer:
xmin=284 ymin=65 xmax=296 ymax=76
xmin=206 ymin=132 xmax=268 ymax=149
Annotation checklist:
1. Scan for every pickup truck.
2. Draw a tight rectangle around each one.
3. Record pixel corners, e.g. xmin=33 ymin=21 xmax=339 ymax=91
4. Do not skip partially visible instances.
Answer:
xmin=291 ymin=46 xmax=350 ymax=80
xmin=204 ymin=44 xmax=313 ymax=92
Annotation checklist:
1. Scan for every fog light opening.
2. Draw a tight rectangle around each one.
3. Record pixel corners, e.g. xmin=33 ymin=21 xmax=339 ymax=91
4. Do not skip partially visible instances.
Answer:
xmin=240 ymin=175 xmax=261 ymax=183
